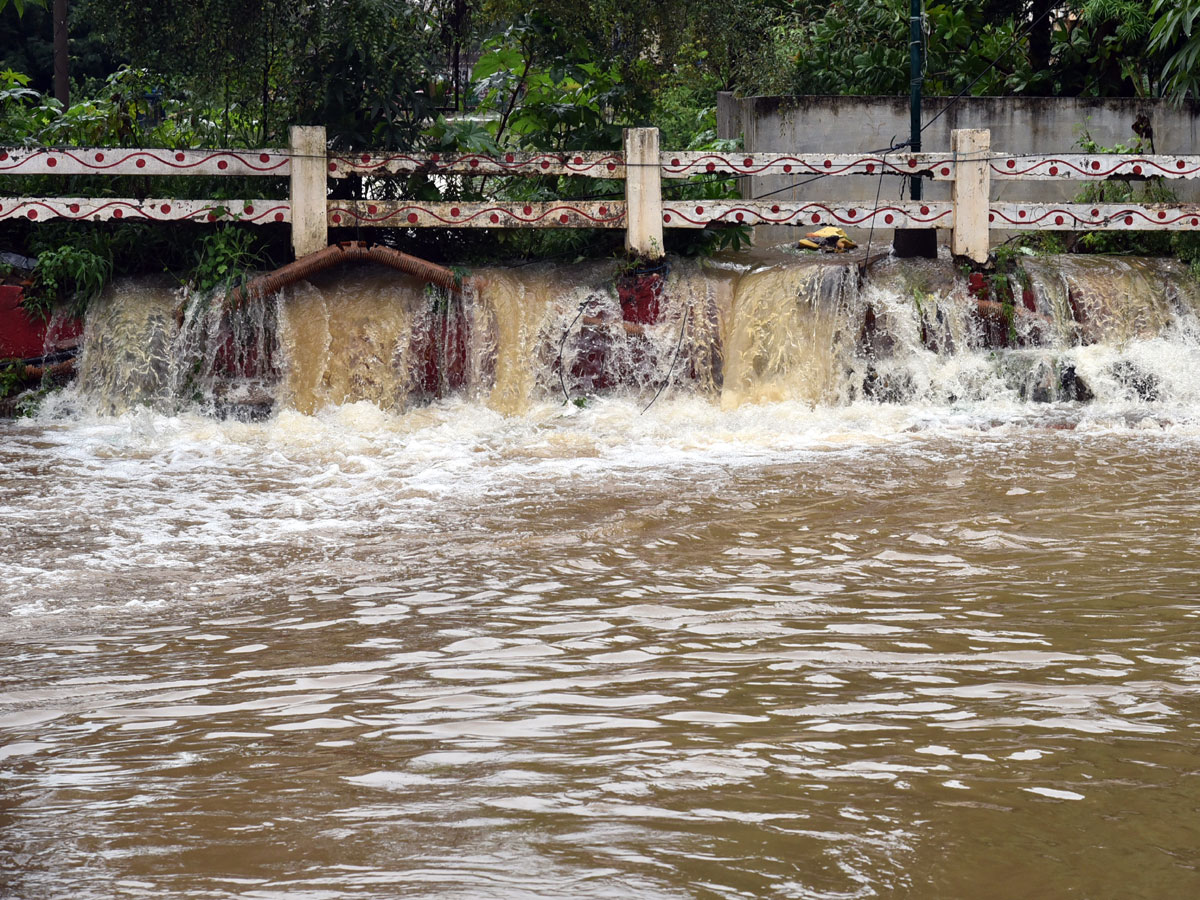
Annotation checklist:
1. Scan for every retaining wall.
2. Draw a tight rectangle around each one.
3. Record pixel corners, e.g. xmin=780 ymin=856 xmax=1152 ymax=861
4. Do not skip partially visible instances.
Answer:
xmin=717 ymin=93 xmax=1200 ymax=244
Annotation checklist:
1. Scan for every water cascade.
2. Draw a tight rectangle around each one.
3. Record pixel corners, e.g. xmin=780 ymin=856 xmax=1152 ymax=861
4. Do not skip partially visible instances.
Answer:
xmin=68 ymin=251 xmax=1200 ymax=421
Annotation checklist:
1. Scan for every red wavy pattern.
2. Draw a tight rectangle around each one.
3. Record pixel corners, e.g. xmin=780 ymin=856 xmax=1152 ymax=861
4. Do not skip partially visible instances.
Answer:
xmin=661 ymin=154 xmax=956 ymax=177
xmin=0 ymin=199 xmax=290 ymax=223
xmin=663 ymin=203 xmax=953 ymax=227
xmin=328 ymin=203 xmax=626 ymax=226
xmin=988 ymin=206 xmax=1200 ymax=228
xmin=992 ymin=157 xmax=1200 ymax=178
xmin=330 ymin=152 xmax=624 ymax=175
xmin=0 ymin=148 xmax=289 ymax=173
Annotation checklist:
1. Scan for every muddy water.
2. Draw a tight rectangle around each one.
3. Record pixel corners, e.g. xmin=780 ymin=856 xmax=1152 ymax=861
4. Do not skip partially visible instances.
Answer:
xmin=3 ymin=401 xmax=1200 ymax=899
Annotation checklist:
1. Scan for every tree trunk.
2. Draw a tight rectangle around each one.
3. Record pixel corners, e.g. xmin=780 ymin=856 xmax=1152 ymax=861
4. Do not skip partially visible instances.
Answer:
xmin=53 ymin=0 xmax=69 ymax=106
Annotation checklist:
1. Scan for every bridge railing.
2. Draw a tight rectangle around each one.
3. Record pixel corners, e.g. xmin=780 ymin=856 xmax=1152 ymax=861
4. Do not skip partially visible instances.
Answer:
xmin=4 ymin=125 xmax=1200 ymax=264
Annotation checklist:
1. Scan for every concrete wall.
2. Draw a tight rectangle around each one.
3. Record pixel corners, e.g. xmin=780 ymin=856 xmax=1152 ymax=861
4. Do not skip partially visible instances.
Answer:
xmin=717 ymin=93 xmax=1200 ymax=244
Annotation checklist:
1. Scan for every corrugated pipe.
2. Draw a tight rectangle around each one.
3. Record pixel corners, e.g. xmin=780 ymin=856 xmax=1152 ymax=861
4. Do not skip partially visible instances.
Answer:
xmin=225 ymin=241 xmax=463 ymax=310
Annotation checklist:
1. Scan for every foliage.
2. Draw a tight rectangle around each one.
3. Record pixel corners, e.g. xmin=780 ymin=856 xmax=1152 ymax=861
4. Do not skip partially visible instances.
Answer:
xmin=189 ymin=225 xmax=264 ymax=294
xmin=25 ymin=238 xmax=112 ymax=318
xmin=1148 ymin=0 xmax=1200 ymax=100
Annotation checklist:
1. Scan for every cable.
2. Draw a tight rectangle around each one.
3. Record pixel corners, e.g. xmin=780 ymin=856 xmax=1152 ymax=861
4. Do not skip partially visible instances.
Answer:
xmin=920 ymin=0 xmax=1060 ymax=136
xmin=641 ymin=306 xmax=690 ymax=415
xmin=556 ymin=297 xmax=594 ymax=405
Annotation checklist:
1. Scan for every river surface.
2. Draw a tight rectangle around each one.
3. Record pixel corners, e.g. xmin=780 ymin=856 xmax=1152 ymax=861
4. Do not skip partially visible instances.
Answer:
xmin=2 ymin=398 xmax=1199 ymax=899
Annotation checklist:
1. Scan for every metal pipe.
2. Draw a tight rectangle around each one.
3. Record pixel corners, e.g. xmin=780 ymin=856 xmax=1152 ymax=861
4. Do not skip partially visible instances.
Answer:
xmin=909 ymin=0 xmax=923 ymax=203
xmin=225 ymin=241 xmax=463 ymax=310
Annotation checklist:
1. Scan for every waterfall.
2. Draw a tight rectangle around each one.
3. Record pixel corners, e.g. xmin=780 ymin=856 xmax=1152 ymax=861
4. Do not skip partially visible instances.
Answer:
xmin=67 ymin=253 xmax=1200 ymax=419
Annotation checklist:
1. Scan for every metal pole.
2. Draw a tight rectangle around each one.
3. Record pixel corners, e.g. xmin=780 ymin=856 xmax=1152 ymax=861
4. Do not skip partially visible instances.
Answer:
xmin=909 ymin=0 xmax=922 ymax=202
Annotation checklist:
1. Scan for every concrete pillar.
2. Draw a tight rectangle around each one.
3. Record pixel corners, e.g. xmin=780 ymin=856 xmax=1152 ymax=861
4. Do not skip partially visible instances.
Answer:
xmin=951 ymin=128 xmax=991 ymax=264
xmin=623 ymin=127 xmax=664 ymax=259
xmin=289 ymin=125 xmax=328 ymax=259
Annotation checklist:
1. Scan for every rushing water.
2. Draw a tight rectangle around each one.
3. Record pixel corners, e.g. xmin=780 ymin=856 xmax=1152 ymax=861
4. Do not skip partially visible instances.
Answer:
xmin=3 ymin=252 xmax=1200 ymax=898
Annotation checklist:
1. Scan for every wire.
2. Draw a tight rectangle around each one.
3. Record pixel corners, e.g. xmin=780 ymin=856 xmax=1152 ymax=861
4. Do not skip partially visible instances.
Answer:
xmin=556 ymin=297 xmax=594 ymax=405
xmin=920 ymin=0 xmax=1060 ymax=136
xmin=641 ymin=306 xmax=690 ymax=415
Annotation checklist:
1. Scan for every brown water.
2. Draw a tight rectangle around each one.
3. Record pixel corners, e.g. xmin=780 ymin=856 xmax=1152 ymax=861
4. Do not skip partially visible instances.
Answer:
xmin=4 ymin=254 xmax=1200 ymax=898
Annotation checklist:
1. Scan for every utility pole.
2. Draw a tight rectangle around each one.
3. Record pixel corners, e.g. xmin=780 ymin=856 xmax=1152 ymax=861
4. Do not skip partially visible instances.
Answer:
xmin=53 ymin=0 xmax=68 ymax=107
xmin=894 ymin=0 xmax=936 ymax=258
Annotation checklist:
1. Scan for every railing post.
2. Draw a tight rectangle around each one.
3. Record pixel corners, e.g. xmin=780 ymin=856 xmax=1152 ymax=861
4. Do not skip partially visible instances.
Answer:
xmin=951 ymin=128 xmax=990 ymax=264
xmin=290 ymin=125 xmax=328 ymax=259
xmin=623 ymin=127 xmax=664 ymax=259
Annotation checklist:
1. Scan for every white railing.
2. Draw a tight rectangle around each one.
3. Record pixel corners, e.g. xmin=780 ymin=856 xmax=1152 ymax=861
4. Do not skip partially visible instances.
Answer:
xmin=4 ymin=126 xmax=1200 ymax=264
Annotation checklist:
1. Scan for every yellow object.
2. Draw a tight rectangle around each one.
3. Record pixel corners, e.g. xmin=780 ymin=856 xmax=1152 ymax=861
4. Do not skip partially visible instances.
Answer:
xmin=797 ymin=226 xmax=858 ymax=253
xmin=806 ymin=226 xmax=847 ymax=240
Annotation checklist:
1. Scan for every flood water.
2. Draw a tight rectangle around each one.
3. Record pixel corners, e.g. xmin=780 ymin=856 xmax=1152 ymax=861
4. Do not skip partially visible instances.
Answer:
xmin=4 ymin=253 xmax=1200 ymax=897
xmin=3 ymin=400 xmax=1200 ymax=899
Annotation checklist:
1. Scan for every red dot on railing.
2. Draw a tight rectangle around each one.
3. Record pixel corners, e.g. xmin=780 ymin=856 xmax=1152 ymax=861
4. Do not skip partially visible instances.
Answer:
xmin=136 ymin=158 xmax=146 ymax=169
xmin=1049 ymin=166 xmax=1058 ymax=176
xmin=95 ymin=153 xmax=104 ymax=162
xmin=1178 ymin=160 xmax=1187 ymax=169
xmin=823 ymin=159 xmax=831 ymax=169
xmin=244 ymin=205 xmax=254 ymax=215
xmin=941 ymin=167 xmax=950 ymax=176
xmin=1092 ymin=209 xmax=1100 ymax=217
xmin=489 ymin=213 xmax=499 ymax=223
xmin=161 ymin=204 xmax=171 ymax=214
xmin=884 ymin=214 xmax=894 ymax=224
xmin=1091 ymin=160 xmax=1101 ymax=170
xmin=865 ymin=163 xmax=875 ymax=174
xmin=540 ymin=160 xmax=550 ymax=170
xmin=695 ymin=206 xmax=704 ymax=215
xmin=523 ymin=206 xmax=532 ymax=215
xmin=599 ymin=206 xmax=608 ymax=216
xmin=114 ymin=209 xmax=124 ymax=218
xmin=175 ymin=152 xmax=185 ymax=162
xmin=274 ymin=212 xmax=285 ymax=222
xmin=69 ymin=203 xmax=80 ymax=213
xmin=847 ymin=209 xmax=856 ymax=218
xmin=1019 ymin=209 xmax=1026 ymax=218
xmin=989 ymin=213 xmax=995 ymax=222
xmin=1124 ymin=215 xmax=1134 ymax=225
xmin=361 ymin=153 xmax=370 ymax=164
xmin=1132 ymin=165 xmax=1142 ymax=175
xmin=559 ymin=214 xmax=569 ymax=224
xmin=783 ymin=164 xmax=792 ymax=173
xmin=430 ymin=153 xmax=440 ymax=162
xmin=607 ymin=162 xmax=616 ymax=171
xmin=771 ymin=205 xmax=780 ymax=214
xmin=574 ymin=156 xmax=583 ymax=165
xmin=736 ymin=212 xmax=745 ymax=222
xmin=27 ymin=209 xmax=37 ymax=219
xmin=706 ymin=162 xmax=715 ymax=172
xmin=744 ymin=157 xmax=753 ymax=167
xmin=367 ymin=204 xmax=377 ymax=215
xmin=408 ymin=213 xmax=418 ymax=224
xmin=451 ymin=207 xmax=460 ymax=217
xmin=1055 ymin=215 xmax=1064 ymax=226
xmin=505 ymin=153 xmax=514 ymax=163
xmin=671 ymin=158 xmax=680 ymax=167
xmin=663 ymin=212 xmax=672 ymax=223
xmin=908 ymin=158 xmax=917 ymax=168
xmin=0 ymin=151 xmax=8 ymax=160
xmin=47 ymin=157 xmax=57 ymax=167
xmin=1159 ymin=210 xmax=1167 ymax=219
xmin=217 ymin=160 xmax=228 ymax=170
xmin=1006 ymin=159 xmax=1015 ymax=169
xmin=920 ymin=205 xmax=929 ymax=215
xmin=328 ymin=162 xmax=336 ymax=172
xmin=260 ymin=153 xmax=270 ymax=163
xmin=470 ymin=158 xmax=479 ymax=167
xmin=331 ymin=213 xmax=341 ymax=224
xmin=1192 ymin=218 xmax=1198 ymax=227
xmin=811 ymin=213 xmax=820 ymax=223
